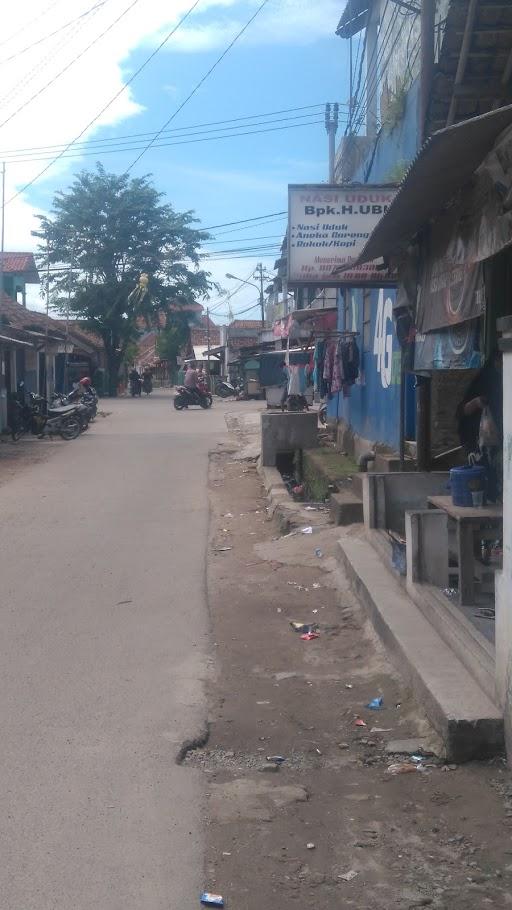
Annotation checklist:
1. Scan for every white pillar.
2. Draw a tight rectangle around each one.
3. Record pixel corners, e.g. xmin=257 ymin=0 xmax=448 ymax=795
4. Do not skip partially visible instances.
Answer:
xmin=496 ymin=321 xmax=511 ymax=755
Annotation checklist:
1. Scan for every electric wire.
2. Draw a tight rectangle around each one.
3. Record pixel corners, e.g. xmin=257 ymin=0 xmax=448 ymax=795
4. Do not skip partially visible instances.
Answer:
xmin=126 ymin=0 xmax=272 ymax=171
xmin=0 ymin=0 xmax=64 ymax=51
xmin=350 ymin=0 xmax=399 ymax=133
xmin=0 ymin=0 xmax=142 ymax=131
xmin=1 ymin=116 xmax=331 ymax=165
xmin=0 ymin=0 xmax=109 ymax=66
xmin=6 ymin=0 xmax=203 ymax=204
xmin=0 ymin=0 xmax=107 ymax=112
xmin=0 ymin=102 xmax=333 ymax=156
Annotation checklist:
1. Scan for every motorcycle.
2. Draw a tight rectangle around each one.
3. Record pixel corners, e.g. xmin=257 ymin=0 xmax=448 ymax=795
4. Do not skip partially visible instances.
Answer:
xmin=174 ymin=385 xmax=213 ymax=410
xmin=130 ymin=376 xmax=142 ymax=397
xmin=215 ymin=378 xmax=236 ymax=398
xmin=142 ymin=374 xmax=153 ymax=395
xmin=319 ymin=404 xmax=327 ymax=425
xmin=52 ymin=391 xmax=92 ymax=431
xmin=11 ymin=393 xmax=81 ymax=441
xmin=283 ymin=393 xmax=309 ymax=412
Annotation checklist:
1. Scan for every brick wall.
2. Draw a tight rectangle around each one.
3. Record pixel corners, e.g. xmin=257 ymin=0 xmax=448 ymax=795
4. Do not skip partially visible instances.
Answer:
xmin=430 ymin=369 xmax=478 ymax=455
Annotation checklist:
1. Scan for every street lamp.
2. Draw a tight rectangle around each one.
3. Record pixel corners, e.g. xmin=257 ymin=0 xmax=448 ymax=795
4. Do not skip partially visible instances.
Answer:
xmin=225 ymin=266 xmax=267 ymax=328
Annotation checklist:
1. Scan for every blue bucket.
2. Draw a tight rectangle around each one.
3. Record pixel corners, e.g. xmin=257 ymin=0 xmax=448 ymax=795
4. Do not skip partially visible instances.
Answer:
xmin=450 ymin=465 xmax=486 ymax=507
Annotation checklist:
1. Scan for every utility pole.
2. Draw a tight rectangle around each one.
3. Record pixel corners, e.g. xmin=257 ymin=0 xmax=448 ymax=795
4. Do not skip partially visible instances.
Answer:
xmin=325 ymin=103 xmax=339 ymax=182
xmin=0 ymin=162 xmax=5 ymax=301
xmin=206 ymin=305 xmax=211 ymax=388
xmin=420 ymin=0 xmax=435 ymax=141
xmin=254 ymin=262 xmax=266 ymax=328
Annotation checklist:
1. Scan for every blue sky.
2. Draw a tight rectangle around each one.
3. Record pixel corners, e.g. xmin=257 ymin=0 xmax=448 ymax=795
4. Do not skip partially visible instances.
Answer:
xmin=2 ymin=0 xmax=351 ymax=315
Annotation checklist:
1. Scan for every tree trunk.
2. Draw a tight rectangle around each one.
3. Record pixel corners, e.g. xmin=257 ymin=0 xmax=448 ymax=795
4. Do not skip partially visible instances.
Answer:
xmin=106 ymin=349 xmax=121 ymax=397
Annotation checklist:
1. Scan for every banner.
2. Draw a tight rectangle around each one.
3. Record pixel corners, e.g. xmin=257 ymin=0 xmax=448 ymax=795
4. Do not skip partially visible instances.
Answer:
xmin=416 ymin=209 xmax=486 ymax=333
xmin=414 ymin=319 xmax=483 ymax=371
xmin=288 ymin=184 xmax=397 ymax=287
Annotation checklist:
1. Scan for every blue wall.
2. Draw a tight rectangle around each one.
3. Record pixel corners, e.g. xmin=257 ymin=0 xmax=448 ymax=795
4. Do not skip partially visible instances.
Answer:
xmin=328 ymin=79 xmax=421 ymax=450
xmin=354 ymin=78 xmax=420 ymax=183
xmin=328 ymin=288 xmax=402 ymax=450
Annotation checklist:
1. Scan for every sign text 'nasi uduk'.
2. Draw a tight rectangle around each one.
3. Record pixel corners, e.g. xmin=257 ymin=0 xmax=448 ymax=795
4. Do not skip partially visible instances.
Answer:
xmin=288 ymin=185 xmax=397 ymax=286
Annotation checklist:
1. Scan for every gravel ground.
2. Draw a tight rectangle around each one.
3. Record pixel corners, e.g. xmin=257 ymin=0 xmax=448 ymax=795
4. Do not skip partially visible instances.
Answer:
xmin=202 ymin=436 xmax=512 ymax=910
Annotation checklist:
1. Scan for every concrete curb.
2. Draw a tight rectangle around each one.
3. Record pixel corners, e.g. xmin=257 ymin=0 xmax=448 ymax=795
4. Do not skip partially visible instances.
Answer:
xmin=337 ymin=535 xmax=504 ymax=761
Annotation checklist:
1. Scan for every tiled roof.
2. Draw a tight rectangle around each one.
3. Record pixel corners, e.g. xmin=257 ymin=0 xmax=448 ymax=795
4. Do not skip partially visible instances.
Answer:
xmin=229 ymin=319 xmax=261 ymax=330
xmin=52 ymin=319 xmax=104 ymax=350
xmin=0 ymin=252 xmax=39 ymax=282
xmin=190 ymin=326 xmax=220 ymax=347
xmin=229 ymin=336 xmax=259 ymax=351
xmin=0 ymin=294 xmax=64 ymax=336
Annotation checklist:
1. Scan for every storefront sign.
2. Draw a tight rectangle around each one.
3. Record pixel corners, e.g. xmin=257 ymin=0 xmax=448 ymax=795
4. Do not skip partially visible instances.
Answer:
xmin=288 ymin=184 xmax=397 ymax=287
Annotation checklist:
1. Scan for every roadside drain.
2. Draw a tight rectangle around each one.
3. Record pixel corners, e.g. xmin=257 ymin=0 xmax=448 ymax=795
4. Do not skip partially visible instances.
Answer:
xmin=175 ymin=723 xmax=210 ymax=765
xmin=182 ymin=747 xmax=359 ymax=772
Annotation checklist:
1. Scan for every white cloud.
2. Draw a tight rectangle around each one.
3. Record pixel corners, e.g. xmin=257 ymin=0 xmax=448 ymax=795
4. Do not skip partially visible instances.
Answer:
xmin=0 ymin=0 xmax=337 ymax=277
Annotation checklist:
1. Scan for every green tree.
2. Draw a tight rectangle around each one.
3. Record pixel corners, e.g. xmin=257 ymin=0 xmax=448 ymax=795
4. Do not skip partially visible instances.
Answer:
xmin=34 ymin=163 xmax=211 ymax=395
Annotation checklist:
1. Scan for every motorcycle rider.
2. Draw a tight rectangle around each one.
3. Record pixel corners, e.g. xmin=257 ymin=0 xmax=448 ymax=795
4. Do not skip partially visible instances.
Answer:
xmin=142 ymin=369 xmax=153 ymax=394
xmin=184 ymin=362 xmax=198 ymax=390
xmin=129 ymin=367 xmax=142 ymax=396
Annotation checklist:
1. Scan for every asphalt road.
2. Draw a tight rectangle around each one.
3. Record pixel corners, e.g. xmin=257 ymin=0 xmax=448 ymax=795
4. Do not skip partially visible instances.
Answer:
xmin=0 ymin=390 xmax=228 ymax=910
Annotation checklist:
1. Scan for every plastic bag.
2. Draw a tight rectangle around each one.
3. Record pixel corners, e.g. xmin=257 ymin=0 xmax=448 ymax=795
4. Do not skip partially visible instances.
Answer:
xmin=479 ymin=405 xmax=499 ymax=448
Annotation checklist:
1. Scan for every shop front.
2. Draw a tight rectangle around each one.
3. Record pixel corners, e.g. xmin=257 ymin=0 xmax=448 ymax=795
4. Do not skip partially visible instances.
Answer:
xmin=343 ymin=105 xmax=512 ymax=742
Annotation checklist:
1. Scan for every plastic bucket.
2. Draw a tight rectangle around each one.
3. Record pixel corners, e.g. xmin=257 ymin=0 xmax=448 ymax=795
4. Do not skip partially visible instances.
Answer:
xmin=450 ymin=465 xmax=486 ymax=507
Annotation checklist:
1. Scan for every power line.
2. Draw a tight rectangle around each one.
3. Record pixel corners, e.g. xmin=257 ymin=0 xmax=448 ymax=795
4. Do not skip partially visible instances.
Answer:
xmin=0 ymin=0 xmax=109 ymax=66
xmin=0 ymin=0 xmax=142 ymax=132
xmin=202 ymin=211 xmax=286 ymax=231
xmin=1 ymin=116 xmax=330 ymax=164
xmin=211 ymin=215 xmax=287 ymax=237
xmin=126 ymin=0 xmax=272 ymax=171
xmin=6 ymin=0 xmax=203 ymax=204
xmin=203 ymin=234 xmax=284 ymax=245
xmin=0 ymin=102 xmax=334 ymax=155
xmin=0 ymin=0 xmax=64 ymax=51
xmin=0 ymin=0 xmax=106 ymax=113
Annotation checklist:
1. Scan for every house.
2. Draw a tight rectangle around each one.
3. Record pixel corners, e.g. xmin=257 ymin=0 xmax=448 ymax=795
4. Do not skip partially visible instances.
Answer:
xmin=332 ymin=0 xmax=512 ymax=463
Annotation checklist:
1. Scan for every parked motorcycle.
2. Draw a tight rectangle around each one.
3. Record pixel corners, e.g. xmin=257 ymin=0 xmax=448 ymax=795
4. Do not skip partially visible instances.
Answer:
xmin=52 ymin=391 xmax=92 ymax=432
xmin=283 ymin=393 xmax=309 ymax=412
xmin=319 ymin=404 xmax=327 ymax=425
xmin=174 ymin=385 xmax=213 ymax=410
xmin=215 ymin=378 xmax=236 ymax=398
xmin=11 ymin=393 xmax=81 ymax=441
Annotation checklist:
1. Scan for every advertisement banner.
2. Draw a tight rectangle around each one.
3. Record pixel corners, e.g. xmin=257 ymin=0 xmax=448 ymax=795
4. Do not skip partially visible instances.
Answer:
xmin=416 ymin=209 xmax=486 ymax=333
xmin=288 ymin=184 xmax=397 ymax=287
xmin=414 ymin=319 xmax=483 ymax=371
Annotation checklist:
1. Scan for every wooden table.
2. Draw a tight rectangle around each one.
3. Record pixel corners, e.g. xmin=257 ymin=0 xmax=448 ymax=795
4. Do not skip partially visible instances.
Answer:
xmin=427 ymin=496 xmax=503 ymax=605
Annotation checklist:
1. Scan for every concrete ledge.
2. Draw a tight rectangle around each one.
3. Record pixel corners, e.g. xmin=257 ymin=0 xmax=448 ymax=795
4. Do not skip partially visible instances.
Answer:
xmin=330 ymin=491 xmax=363 ymax=526
xmin=337 ymin=536 xmax=504 ymax=761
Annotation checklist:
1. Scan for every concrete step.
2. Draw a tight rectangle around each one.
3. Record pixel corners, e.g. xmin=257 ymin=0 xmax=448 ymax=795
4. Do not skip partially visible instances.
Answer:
xmin=329 ymin=491 xmax=363 ymax=526
xmin=407 ymin=583 xmax=496 ymax=705
xmin=350 ymin=472 xmax=364 ymax=500
xmin=372 ymin=453 xmax=415 ymax=473
xmin=338 ymin=536 xmax=504 ymax=761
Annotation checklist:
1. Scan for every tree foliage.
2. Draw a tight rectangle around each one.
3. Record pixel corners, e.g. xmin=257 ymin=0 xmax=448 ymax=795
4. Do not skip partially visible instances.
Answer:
xmin=34 ymin=163 xmax=211 ymax=394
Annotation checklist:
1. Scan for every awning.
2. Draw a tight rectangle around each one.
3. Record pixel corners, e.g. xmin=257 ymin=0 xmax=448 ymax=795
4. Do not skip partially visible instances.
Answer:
xmin=336 ymin=0 xmax=369 ymax=38
xmin=291 ymin=306 xmax=337 ymax=323
xmin=355 ymin=103 xmax=512 ymax=266
xmin=0 ymin=333 xmax=34 ymax=347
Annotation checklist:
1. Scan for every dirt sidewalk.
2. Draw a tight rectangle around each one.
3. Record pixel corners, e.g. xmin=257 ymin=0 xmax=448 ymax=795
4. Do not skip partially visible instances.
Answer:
xmin=191 ymin=447 xmax=512 ymax=909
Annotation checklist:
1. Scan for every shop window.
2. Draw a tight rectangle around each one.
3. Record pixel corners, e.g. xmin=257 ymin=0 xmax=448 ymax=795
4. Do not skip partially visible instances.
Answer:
xmin=363 ymin=289 xmax=372 ymax=351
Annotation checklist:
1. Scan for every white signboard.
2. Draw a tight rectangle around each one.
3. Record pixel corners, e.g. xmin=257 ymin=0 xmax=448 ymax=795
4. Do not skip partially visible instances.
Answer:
xmin=288 ymin=184 xmax=397 ymax=287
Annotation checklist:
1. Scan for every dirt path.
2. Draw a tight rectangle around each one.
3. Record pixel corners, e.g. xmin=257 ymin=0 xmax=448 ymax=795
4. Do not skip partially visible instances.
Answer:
xmin=196 ymin=448 xmax=512 ymax=909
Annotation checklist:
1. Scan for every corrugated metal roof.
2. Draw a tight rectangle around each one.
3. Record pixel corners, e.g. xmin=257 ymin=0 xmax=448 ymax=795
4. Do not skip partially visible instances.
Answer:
xmin=336 ymin=0 xmax=369 ymax=38
xmin=355 ymin=103 xmax=512 ymax=265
